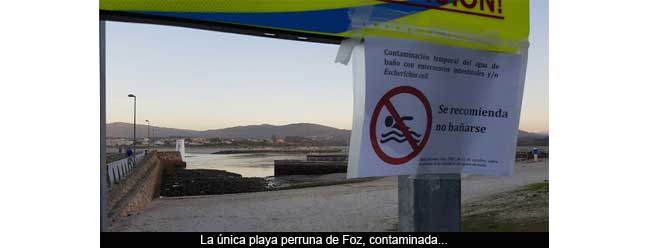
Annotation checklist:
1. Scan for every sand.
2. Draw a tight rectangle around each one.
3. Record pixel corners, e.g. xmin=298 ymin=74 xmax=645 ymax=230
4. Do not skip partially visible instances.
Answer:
xmin=110 ymin=160 xmax=548 ymax=232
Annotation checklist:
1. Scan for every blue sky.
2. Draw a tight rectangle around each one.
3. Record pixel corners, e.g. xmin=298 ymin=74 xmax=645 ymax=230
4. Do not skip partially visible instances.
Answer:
xmin=107 ymin=1 xmax=547 ymax=132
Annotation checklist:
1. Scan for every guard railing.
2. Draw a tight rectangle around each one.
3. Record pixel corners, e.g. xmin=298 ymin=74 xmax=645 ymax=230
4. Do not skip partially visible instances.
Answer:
xmin=106 ymin=152 xmax=145 ymax=189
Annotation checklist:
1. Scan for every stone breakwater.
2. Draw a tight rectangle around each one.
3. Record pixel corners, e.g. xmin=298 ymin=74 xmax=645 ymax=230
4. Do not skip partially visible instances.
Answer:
xmin=107 ymin=151 xmax=186 ymax=224
xmin=274 ymin=154 xmax=348 ymax=176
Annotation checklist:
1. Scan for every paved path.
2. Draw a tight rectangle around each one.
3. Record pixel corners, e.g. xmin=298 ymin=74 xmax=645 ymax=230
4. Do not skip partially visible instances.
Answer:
xmin=111 ymin=160 xmax=548 ymax=232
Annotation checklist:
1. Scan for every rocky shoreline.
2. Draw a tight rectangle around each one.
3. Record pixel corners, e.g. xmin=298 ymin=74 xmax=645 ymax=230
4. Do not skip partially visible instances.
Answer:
xmin=159 ymin=169 xmax=374 ymax=197
xmin=211 ymin=148 xmax=345 ymax=154
xmin=160 ymin=169 xmax=269 ymax=197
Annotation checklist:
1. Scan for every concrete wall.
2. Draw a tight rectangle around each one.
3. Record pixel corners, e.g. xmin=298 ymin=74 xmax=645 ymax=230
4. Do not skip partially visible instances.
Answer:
xmin=107 ymin=151 xmax=186 ymax=227
xmin=157 ymin=151 xmax=186 ymax=175
xmin=306 ymin=154 xmax=348 ymax=161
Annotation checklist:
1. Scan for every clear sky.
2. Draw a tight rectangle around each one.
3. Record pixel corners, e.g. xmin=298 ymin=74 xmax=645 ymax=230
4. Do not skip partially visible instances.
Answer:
xmin=107 ymin=1 xmax=548 ymax=133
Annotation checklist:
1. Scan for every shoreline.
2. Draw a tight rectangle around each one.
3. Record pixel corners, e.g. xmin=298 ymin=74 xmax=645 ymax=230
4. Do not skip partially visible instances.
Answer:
xmin=147 ymin=145 xmax=348 ymax=154
xmin=161 ymin=159 xmax=549 ymax=198
xmin=211 ymin=148 xmax=346 ymax=154
xmin=159 ymin=169 xmax=365 ymax=197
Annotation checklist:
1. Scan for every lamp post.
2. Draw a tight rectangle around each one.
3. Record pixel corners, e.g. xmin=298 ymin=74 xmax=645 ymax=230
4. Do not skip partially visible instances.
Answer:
xmin=151 ymin=122 xmax=155 ymax=150
xmin=128 ymin=94 xmax=136 ymax=154
xmin=146 ymin=119 xmax=150 ymax=153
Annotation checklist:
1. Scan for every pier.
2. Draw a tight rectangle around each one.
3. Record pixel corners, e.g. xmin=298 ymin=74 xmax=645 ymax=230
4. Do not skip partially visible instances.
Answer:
xmin=274 ymin=154 xmax=348 ymax=176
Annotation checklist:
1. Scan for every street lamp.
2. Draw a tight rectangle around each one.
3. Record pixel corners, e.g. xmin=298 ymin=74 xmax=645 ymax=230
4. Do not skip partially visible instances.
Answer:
xmin=128 ymin=94 xmax=136 ymax=154
xmin=151 ymin=122 xmax=155 ymax=150
xmin=145 ymin=119 xmax=150 ymax=153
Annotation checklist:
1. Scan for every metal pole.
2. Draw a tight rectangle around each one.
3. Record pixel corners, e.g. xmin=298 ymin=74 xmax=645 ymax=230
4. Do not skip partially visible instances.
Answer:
xmin=146 ymin=120 xmax=150 ymax=152
xmin=398 ymin=173 xmax=461 ymax=232
xmin=99 ymin=20 xmax=108 ymax=232
xmin=132 ymin=96 xmax=136 ymax=153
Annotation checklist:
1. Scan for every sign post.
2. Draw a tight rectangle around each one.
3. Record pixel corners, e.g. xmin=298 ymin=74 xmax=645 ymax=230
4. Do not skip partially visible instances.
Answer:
xmin=399 ymin=174 xmax=461 ymax=232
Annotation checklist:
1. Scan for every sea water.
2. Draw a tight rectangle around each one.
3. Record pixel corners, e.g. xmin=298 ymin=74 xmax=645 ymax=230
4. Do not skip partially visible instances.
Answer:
xmin=184 ymin=152 xmax=306 ymax=177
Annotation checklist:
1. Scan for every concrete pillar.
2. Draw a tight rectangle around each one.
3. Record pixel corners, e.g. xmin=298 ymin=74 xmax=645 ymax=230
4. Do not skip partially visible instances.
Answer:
xmin=398 ymin=174 xmax=461 ymax=232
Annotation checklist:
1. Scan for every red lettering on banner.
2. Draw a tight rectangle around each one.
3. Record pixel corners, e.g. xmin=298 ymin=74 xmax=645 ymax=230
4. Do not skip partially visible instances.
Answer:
xmin=380 ymin=0 xmax=504 ymax=20
xmin=461 ymin=0 xmax=478 ymax=9
xmin=450 ymin=0 xmax=502 ymax=14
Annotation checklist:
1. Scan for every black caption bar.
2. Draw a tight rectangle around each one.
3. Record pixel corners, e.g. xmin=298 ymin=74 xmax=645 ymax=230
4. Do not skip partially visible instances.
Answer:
xmin=102 ymin=232 xmax=548 ymax=247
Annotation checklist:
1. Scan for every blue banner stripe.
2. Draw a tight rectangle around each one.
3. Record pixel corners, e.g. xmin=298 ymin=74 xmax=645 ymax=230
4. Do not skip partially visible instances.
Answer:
xmin=132 ymin=2 xmax=441 ymax=34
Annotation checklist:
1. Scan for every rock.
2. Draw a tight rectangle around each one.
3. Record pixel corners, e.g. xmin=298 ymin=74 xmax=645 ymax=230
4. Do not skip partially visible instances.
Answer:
xmin=160 ymin=169 xmax=268 ymax=197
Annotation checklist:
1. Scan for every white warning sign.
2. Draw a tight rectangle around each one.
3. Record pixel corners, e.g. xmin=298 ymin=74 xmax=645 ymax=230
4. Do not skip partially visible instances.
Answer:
xmin=347 ymin=37 xmax=528 ymax=178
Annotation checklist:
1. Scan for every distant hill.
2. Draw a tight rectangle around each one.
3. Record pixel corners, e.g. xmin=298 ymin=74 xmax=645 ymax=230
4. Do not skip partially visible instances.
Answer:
xmin=202 ymin=123 xmax=350 ymax=139
xmin=517 ymin=130 xmax=549 ymax=146
xmin=108 ymin=122 xmax=548 ymax=145
xmin=107 ymin=122 xmax=350 ymax=139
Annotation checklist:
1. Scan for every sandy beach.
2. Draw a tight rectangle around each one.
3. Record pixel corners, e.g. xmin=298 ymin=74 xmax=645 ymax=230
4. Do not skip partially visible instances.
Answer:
xmin=111 ymin=160 xmax=548 ymax=232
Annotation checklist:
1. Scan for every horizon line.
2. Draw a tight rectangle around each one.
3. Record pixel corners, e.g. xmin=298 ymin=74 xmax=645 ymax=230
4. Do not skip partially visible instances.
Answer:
xmin=106 ymin=121 xmax=352 ymax=131
xmin=106 ymin=121 xmax=547 ymax=134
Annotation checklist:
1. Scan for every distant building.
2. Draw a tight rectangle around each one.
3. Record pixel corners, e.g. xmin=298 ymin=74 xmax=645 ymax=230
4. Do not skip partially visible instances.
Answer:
xmin=188 ymin=137 xmax=209 ymax=145
xmin=285 ymin=136 xmax=316 ymax=144
xmin=107 ymin=138 xmax=131 ymax=146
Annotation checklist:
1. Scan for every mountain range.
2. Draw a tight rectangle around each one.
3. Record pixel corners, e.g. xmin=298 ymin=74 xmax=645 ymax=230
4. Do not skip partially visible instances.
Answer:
xmin=516 ymin=130 xmax=549 ymax=146
xmin=107 ymin=122 xmax=548 ymax=145
xmin=107 ymin=122 xmax=350 ymax=140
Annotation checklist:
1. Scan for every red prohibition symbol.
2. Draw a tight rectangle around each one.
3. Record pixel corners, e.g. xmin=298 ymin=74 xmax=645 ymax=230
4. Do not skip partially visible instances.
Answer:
xmin=370 ymin=86 xmax=433 ymax=165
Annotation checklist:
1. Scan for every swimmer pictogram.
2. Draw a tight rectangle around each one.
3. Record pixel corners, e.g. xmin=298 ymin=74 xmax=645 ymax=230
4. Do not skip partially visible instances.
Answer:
xmin=369 ymin=86 xmax=432 ymax=165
